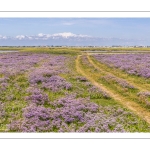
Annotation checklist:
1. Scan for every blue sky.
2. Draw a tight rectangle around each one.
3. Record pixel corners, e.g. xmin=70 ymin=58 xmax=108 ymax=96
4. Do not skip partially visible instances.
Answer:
xmin=0 ymin=18 xmax=150 ymax=46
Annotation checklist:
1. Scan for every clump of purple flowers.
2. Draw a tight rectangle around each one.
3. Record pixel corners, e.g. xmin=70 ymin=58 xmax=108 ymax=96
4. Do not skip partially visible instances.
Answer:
xmin=28 ymin=68 xmax=60 ymax=84
xmin=137 ymin=91 xmax=150 ymax=108
xmin=28 ymin=55 xmax=69 ymax=84
xmin=8 ymin=94 xmax=142 ymax=132
xmin=8 ymin=95 xmax=97 ymax=132
xmin=102 ymin=74 xmax=135 ymax=89
xmin=0 ymin=102 xmax=5 ymax=118
xmin=138 ymin=91 xmax=150 ymax=97
xmin=26 ymin=55 xmax=72 ymax=92
xmin=0 ymin=102 xmax=6 ymax=125
xmin=0 ymin=82 xmax=9 ymax=92
xmin=8 ymin=104 xmax=52 ymax=132
xmin=0 ymin=77 xmax=9 ymax=92
xmin=88 ymin=85 xmax=110 ymax=99
xmin=41 ymin=75 xmax=72 ymax=92
xmin=26 ymin=87 xmax=49 ymax=105
xmin=0 ymin=53 xmax=49 ymax=78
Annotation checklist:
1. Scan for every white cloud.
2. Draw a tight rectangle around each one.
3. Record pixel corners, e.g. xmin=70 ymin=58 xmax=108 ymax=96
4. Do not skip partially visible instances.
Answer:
xmin=62 ymin=22 xmax=74 ymax=26
xmin=1 ymin=32 xmax=145 ymax=43
xmin=28 ymin=36 xmax=33 ymax=40
xmin=38 ymin=33 xmax=45 ymax=37
xmin=0 ymin=32 xmax=149 ymax=46
xmin=16 ymin=35 xmax=26 ymax=40
xmin=37 ymin=33 xmax=52 ymax=40
xmin=52 ymin=32 xmax=76 ymax=38
xmin=0 ymin=35 xmax=8 ymax=40
xmin=52 ymin=32 xmax=90 ymax=38
xmin=0 ymin=32 xmax=92 ymax=41
xmin=2 ymin=36 xmax=8 ymax=39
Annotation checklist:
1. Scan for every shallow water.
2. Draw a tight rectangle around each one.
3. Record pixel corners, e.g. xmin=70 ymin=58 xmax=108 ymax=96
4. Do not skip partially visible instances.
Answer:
xmin=0 ymin=50 xmax=18 ymax=53
xmin=83 ymin=50 xmax=150 ymax=53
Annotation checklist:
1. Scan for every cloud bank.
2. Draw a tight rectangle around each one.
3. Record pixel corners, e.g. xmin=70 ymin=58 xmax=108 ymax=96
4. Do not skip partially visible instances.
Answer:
xmin=0 ymin=32 xmax=149 ymax=46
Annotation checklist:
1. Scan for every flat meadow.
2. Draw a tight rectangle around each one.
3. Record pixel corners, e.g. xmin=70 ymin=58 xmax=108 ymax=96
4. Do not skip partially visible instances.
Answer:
xmin=1 ymin=47 xmax=150 ymax=132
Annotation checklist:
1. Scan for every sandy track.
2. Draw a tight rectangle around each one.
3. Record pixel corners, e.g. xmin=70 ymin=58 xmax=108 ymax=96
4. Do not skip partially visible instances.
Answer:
xmin=76 ymin=55 xmax=150 ymax=124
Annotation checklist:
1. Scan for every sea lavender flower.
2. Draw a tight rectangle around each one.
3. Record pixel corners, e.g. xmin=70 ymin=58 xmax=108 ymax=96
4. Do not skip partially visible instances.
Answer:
xmin=26 ymin=87 xmax=49 ymax=105
xmin=0 ymin=102 xmax=5 ymax=118
xmin=102 ymin=74 xmax=135 ymax=89
xmin=88 ymin=85 xmax=110 ymax=99
xmin=137 ymin=91 xmax=150 ymax=107
xmin=41 ymin=75 xmax=72 ymax=92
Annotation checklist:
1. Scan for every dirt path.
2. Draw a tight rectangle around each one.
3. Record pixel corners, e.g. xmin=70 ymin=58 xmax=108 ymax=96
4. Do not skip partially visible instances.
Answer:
xmin=76 ymin=55 xmax=150 ymax=124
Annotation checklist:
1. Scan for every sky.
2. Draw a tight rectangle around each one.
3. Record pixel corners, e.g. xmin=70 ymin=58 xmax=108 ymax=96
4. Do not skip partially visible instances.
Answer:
xmin=0 ymin=18 xmax=150 ymax=46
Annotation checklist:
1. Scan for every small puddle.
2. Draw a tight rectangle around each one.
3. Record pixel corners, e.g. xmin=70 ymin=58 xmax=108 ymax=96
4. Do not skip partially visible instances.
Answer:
xmin=0 ymin=50 xmax=18 ymax=53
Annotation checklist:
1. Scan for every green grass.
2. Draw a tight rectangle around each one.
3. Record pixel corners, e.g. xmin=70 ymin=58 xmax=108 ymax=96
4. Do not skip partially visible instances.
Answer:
xmin=91 ymin=98 xmax=119 ymax=106
xmin=1 ymin=47 xmax=150 ymax=132
xmin=0 ymin=74 xmax=28 ymax=131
